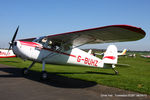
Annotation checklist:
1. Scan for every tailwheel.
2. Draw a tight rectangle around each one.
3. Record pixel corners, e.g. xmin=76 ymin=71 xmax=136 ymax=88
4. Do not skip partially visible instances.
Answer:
xmin=41 ymin=71 xmax=48 ymax=80
xmin=112 ymin=68 xmax=119 ymax=75
xmin=115 ymin=70 xmax=119 ymax=75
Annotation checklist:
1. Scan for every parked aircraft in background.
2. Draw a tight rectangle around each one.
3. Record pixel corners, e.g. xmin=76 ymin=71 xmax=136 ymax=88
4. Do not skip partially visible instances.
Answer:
xmin=5 ymin=25 xmax=145 ymax=79
xmin=118 ymin=49 xmax=127 ymax=56
xmin=141 ymin=55 xmax=150 ymax=58
xmin=93 ymin=49 xmax=127 ymax=56
xmin=128 ymin=54 xmax=136 ymax=58
xmin=0 ymin=49 xmax=16 ymax=58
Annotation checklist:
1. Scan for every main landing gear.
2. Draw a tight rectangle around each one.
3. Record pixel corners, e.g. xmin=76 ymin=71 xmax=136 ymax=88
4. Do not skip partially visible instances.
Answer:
xmin=22 ymin=61 xmax=35 ymax=75
xmin=22 ymin=61 xmax=48 ymax=80
xmin=41 ymin=60 xmax=48 ymax=80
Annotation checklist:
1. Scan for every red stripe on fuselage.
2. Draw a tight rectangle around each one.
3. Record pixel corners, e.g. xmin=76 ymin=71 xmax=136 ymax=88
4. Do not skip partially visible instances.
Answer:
xmin=20 ymin=41 xmax=42 ymax=47
xmin=19 ymin=41 xmax=76 ymax=58
xmin=103 ymin=56 xmax=116 ymax=60
xmin=43 ymin=47 xmax=76 ymax=58
xmin=0 ymin=55 xmax=16 ymax=58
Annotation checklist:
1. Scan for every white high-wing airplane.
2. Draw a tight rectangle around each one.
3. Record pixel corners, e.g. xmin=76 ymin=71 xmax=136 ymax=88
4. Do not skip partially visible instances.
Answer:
xmin=7 ymin=25 xmax=145 ymax=79
xmin=141 ymin=55 xmax=150 ymax=58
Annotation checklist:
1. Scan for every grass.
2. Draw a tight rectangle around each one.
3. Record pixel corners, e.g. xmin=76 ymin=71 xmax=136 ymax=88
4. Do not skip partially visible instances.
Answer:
xmin=0 ymin=53 xmax=150 ymax=94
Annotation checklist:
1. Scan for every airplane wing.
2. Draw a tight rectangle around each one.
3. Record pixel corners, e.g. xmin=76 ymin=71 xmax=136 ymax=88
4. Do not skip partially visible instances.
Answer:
xmin=19 ymin=25 xmax=146 ymax=47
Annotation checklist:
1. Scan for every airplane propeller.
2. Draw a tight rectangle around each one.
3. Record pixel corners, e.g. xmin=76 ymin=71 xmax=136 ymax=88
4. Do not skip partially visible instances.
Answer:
xmin=8 ymin=26 xmax=19 ymax=50
xmin=7 ymin=26 xmax=19 ymax=56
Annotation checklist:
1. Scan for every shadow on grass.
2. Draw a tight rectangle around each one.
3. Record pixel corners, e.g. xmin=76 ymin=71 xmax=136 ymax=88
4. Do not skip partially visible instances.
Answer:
xmin=48 ymin=71 xmax=115 ymax=75
xmin=0 ymin=61 xmax=19 ymax=63
xmin=0 ymin=66 xmax=98 ymax=88
xmin=146 ymin=60 xmax=150 ymax=63
xmin=86 ymin=71 xmax=115 ymax=75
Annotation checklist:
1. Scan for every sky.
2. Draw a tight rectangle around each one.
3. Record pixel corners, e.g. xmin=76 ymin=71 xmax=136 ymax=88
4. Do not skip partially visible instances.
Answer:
xmin=0 ymin=0 xmax=150 ymax=51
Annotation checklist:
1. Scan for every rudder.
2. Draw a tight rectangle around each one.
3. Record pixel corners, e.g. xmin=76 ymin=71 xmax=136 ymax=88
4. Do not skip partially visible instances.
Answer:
xmin=102 ymin=45 xmax=118 ymax=64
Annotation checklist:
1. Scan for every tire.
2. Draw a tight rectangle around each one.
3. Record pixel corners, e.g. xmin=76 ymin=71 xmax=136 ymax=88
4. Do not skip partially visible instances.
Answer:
xmin=22 ymin=68 xmax=28 ymax=76
xmin=41 ymin=71 xmax=48 ymax=80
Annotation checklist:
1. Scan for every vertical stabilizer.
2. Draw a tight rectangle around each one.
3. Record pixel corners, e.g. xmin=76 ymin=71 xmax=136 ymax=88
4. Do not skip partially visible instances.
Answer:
xmin=87 ymin=49 xmax=92 ymax=54
xmin=102 ymin=45 xmax=118 ymax=64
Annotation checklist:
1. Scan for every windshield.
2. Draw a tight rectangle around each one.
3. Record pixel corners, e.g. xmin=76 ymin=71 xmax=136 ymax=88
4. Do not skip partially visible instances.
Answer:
xmin=32 ymin=36 xmax=47 ymax=43
xmin=32 ymin=36 xmax=71 ymax=51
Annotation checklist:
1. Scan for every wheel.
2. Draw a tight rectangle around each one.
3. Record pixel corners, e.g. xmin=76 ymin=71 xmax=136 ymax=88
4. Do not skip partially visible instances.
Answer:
xmin=22 ymin=68 xmax=28 ymax=75
xmin=41 ymin=71 xmax=48 ymax=80
xmin=112 ymin=68 xmax=119 ymax=75
xmin=115 ymin=71 xmax=119 ymax=75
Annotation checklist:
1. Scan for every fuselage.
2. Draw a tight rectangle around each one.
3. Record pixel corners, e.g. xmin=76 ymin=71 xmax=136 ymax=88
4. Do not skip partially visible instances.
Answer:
xmin=12 ymin=41 xmax=106 ymax=68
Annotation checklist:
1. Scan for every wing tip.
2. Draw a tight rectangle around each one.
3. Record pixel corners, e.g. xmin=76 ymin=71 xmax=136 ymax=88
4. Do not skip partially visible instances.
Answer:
xmin=111 ymin=24 xmax=146 ymax=36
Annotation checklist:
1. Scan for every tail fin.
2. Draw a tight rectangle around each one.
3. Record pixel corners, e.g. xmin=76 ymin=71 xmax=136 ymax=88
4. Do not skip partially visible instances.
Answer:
xmin=87 ymin=49 xmax=92 ymax=54
xmin=118 ymin=49 xmax=127 ymax=56
xmin=102 ymin=45 xmax=118 ymax=64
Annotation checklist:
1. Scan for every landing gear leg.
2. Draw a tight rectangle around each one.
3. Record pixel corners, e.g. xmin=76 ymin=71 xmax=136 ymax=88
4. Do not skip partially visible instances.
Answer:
xmin=112 ymin=68 xmax=119 ymax=75
xmin=22 ymin=61 xmax=36 ymax=75
xmin=41 ymin=60 xmax=48 ymax=80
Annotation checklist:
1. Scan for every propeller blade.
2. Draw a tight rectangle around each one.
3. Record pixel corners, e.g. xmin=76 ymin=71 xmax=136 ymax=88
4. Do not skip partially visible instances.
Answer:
xmin=8 ymin=26 xmax=19 ymax=53
xmin=6 ymin=49 xmax=10 ymax=56
xmin=8 ymin=45 xmax=11 ymax=50
xmin=11 ymin=26 xmax=19 ymax=44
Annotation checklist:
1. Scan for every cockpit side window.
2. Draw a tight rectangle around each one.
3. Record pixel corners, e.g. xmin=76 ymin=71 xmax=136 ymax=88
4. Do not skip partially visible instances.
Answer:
xmin=32 ymin=36 xmax=47 ymax=43
xmin=32 ymin=36 xmax=71 ymax=51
